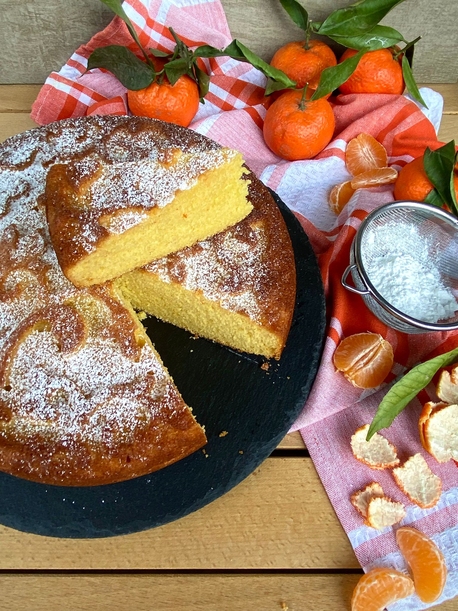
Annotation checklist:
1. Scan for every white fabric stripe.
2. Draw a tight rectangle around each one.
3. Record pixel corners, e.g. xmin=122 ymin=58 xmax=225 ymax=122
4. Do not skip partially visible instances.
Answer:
xmin=46 ymin=77 xmax=96 ymax=106
xmin=361 ymin=525 xmax=458 ymax=610
xmin=348 ymin=484 xmax=458 ymax=549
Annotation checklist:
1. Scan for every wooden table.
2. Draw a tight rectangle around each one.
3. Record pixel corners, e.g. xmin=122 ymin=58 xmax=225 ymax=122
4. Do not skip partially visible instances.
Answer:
xmin=0 ymin=83 xmax=457 ymax=611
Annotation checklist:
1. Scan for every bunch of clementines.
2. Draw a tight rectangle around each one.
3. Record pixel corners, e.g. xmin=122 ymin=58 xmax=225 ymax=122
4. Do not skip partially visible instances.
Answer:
xmin=90 ymin=0 xmax=422 ymax=134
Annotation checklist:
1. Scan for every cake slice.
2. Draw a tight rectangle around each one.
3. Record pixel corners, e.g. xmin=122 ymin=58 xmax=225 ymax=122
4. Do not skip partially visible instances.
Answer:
xmin=116 ymin=171 xmax=296 ymax=360
xmin=44 ymin=148 xmax=251 ymax=287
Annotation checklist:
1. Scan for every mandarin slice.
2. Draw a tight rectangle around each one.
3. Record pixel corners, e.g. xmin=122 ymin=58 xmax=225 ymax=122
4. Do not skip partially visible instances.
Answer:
xmin=346 ymin=133 xmax=388 ymax=176
xmin=333 ymin=332 xmax=394 ymax=389
xmin=396 ymin=526 xmax=447 ymax=603
xmin=351 ymin=567 xmax=414 ymax=611
xmin=328 ymin=180 xmax=355 ymax=214
xmin=350 ymin=167 xmax=398 ymax=189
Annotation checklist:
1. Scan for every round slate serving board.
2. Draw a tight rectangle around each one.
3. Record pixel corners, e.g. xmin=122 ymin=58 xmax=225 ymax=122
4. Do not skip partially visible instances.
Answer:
xmin=0 ymin=192 xmax=325 ymax=538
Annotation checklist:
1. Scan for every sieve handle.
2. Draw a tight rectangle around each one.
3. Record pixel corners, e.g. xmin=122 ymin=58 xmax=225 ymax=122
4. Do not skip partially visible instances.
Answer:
xmin=341 ymin=264 xmax=371 ymax=295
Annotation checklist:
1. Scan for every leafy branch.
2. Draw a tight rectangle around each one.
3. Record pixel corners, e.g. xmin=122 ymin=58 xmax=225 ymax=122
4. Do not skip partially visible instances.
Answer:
xmin=278 ymin=0 xmax=426 ymax=106
xmin=88 ymin=0 xmax=295 ymax=99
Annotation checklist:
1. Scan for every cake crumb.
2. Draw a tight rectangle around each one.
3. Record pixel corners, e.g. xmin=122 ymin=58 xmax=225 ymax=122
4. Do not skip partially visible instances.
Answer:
xmin=137 ymin=311 xmax=147 ymax=321
xmin=239 ymin=450 xmax=244 ymax=454
xmin=219 ymin=430 xmax=228 ymax=437
xmin=280 ymin=603 xmax=289 ymax=611
xmin=202 ymin=449 xmax=209 ymax=458
xmin=260 ymin=361 xmax=270 ymax=371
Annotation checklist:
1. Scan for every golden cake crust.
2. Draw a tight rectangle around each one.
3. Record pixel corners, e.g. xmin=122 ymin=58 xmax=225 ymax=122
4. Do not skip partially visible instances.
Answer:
xmin=0 ymin=116 xmax=209 ymax=486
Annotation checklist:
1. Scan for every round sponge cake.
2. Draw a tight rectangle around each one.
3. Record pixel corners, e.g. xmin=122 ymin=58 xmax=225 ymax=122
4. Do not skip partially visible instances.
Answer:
xmin=0 ymin=115 xmax=296 ymax=487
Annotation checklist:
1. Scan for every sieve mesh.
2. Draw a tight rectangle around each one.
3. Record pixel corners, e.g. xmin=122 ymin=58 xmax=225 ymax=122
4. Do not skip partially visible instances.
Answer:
xmin=350 ymin=202 xmax=458 ymax=333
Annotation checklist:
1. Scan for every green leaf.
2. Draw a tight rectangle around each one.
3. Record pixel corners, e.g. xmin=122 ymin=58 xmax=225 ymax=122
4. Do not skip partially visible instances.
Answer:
xmin=194 ymin=44 xmax=228 ymax=59
xmin=164 ymin=57 xmax=189 ymax=85
xmin=424 ymin=140 xmax=457 ymax=214
xmin=224 ymin=40 xmax=296 ymax=88
xmin=367 ymin=347 xmax=458 ymax=440
xmin=402 ymin=55 xmax=427 ymax=107
xmin=424 ymin=187 xmax=446 ymax=208
xmin=87 ymin=45 xmax=155 ymax=90
xmin=329 ymin=25 xmax=405 ymax=50
xmin=279 ymin=0 xmax=310 ymax=33
xmin=194 ymin=64 xmax=211 ymax=99
xmin=316 ymin=0 xmax=407 ymax=37
xmin=311 ymin=49 xmax=364 ymax=100
xmin=98 ymin=0 xmax=152 ymax=65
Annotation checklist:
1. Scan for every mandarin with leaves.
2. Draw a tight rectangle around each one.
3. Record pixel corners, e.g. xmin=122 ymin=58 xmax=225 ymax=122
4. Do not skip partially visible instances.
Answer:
xmin=263 ymin=89 xmax=335 ymax=161
xmin=339 ymin=48 xmax=404 ymax=95
xmin=394 ymin=155 xmax=458 ymax=202
xmin=270 ymin=39 xmax=337 ymax=91
xmin=127 ymin=73 xmax=200 ymax=127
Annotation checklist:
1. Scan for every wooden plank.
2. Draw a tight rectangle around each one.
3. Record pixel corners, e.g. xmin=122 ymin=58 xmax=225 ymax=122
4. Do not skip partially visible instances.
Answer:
xmin=0 ymin=114 xmax=37 ymax=143
xmin=0 ymin=457 xmax=357 ymax=570
xmin=1 ymin=1 xmax=458 ymax=84
xmin=278 ymin=431 xmax=305 ymax=449
xmin=1 ymin=573 xmax=457 ymax=611
xmin=0 ymin=573 xmax=361 ymax=611
xmin=438 ymin=115 xmax=458 ymax=144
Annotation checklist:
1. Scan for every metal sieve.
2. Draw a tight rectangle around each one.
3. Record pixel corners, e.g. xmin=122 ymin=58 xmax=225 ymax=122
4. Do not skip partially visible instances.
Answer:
xmin=341 ymin=201 xmax=458 ymax=333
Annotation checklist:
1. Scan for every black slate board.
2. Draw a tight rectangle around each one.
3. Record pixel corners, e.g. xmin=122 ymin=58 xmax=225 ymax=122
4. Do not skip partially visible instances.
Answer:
xmin=0 ymin=191 xmax=325 ymax=538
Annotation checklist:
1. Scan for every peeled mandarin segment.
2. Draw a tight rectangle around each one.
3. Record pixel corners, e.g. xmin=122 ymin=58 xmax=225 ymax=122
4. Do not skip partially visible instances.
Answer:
xmin=328 ymin=180 xmax=355 ymax=214
xmin=346 ymin=133 xmax=388 ymax=176
xmin=333 ymin=332 xmax=394 ymax=389
xmin=396 ymin=526 xmax=447 ymax=603
xmin=351 ymin=424 xmax=400 ymax=469
xmin=392 ymin=453 xmax=442 ymax=508
xmin=350 ymin=167 xmax=398 ymax=189
xmin=436 ymin=366 xmax=458 ymax=403
xmin=351 ymin=567 xmax=414 ymax=611
xmin=423 ymin=403 xmax=458 ymax=462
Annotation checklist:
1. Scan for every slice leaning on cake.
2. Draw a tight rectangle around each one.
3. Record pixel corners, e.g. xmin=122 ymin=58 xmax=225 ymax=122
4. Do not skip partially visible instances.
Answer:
xmin=44 ymin=117 xmax=297 ymax=361
xmin=45 ymin=142 xmax=252 ymax=287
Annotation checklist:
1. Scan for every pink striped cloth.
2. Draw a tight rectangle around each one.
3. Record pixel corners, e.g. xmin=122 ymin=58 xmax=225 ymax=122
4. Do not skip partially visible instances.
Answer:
xmin=31 ymin=1 xmax=458 ymax=608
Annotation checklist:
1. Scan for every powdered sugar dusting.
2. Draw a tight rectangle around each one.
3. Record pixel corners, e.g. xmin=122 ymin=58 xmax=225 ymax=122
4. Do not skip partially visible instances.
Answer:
xmin=0 ymin=116 xmax=208 ymax=479
xmin=146 ymin=222 xmax=267 ymax=322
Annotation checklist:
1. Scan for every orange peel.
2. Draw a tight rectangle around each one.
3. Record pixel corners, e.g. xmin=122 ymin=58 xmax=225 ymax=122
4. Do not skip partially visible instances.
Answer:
xmin=392 ymin=453 xmax=442 ymax=508
xmin=351 ymin=424 xmax=400 ymax=470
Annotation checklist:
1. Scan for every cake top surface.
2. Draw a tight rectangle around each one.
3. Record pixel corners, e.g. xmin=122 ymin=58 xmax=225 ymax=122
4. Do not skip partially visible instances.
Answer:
xmin=0 ymin=116 xmax=212 ymax=486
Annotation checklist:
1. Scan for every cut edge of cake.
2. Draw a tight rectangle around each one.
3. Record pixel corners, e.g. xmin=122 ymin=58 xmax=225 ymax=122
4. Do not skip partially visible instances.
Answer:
xmin=44 ymin=149 xmax=252 ymax=287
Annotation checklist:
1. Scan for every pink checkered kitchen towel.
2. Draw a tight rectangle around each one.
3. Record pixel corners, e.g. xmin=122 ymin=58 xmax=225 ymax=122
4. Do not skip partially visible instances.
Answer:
xmin=31 ymin=1 xmax=458 ymax=607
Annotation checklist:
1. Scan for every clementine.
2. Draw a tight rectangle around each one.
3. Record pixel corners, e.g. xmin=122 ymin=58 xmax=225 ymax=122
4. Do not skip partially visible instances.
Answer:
xmin=333 ymin=332 xmax=394 ymax=389
xmin=346 ymin=133 xmax=388 ymax=176
xmin=270 ymin=39 xmax=337 ymax=90
xmin=339 ymin=48 xmax=404 ymax=95
xmin=127 ymin=73 xmax=200 ymax=127
xmin=263 ymin=89 xmax=335 ymax=161
xmin=394 ymin=155 xmax=458 ymax=202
